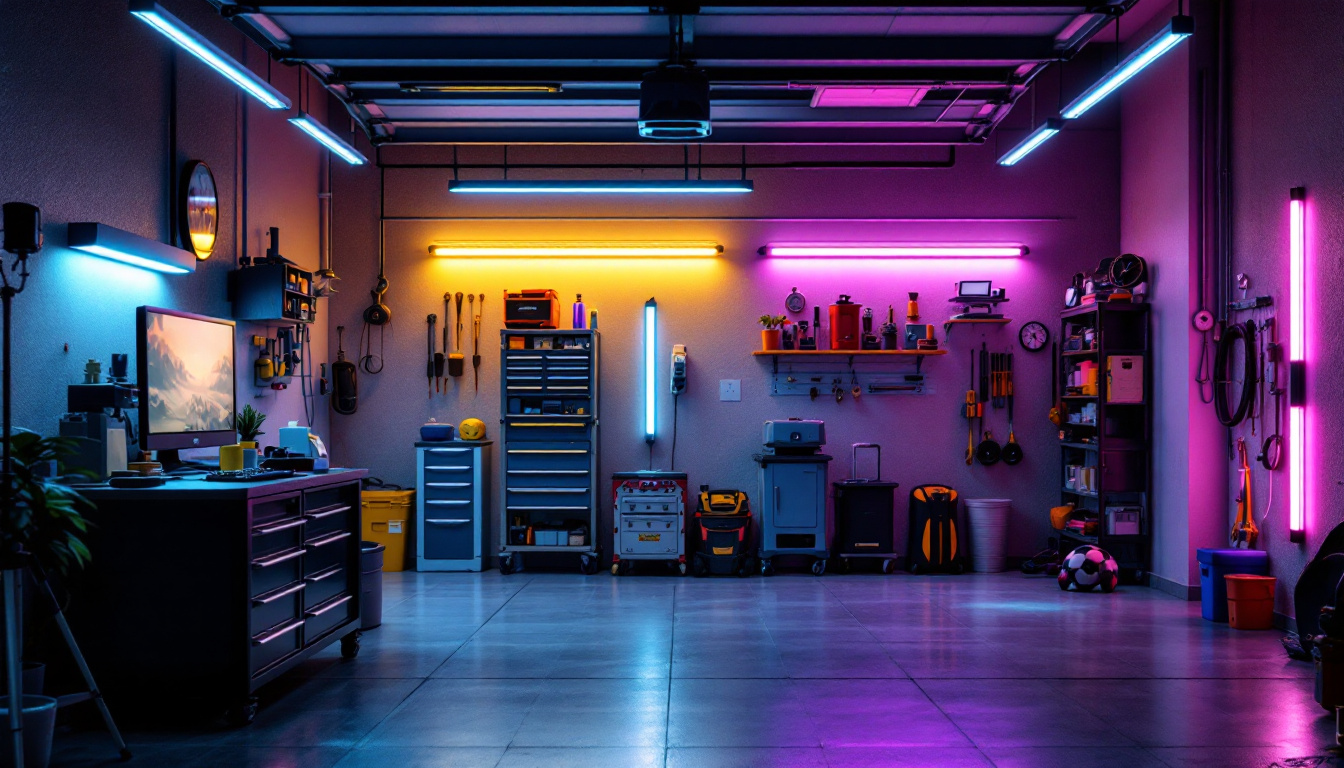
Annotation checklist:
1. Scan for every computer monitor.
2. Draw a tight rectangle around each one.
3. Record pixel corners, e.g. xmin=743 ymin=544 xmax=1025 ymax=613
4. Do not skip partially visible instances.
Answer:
xmin=136 ymin=306 xmax=237 ymax=452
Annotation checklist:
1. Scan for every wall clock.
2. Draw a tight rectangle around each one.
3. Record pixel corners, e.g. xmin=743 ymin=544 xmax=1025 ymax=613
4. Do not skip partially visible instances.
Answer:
xmin=180 ymin=161 xmax=218 ymax=261
xmin=1019 ymin=321 xmax=1050 ymax=351
xmin=785 ymin=287 xmax=806 ymax=314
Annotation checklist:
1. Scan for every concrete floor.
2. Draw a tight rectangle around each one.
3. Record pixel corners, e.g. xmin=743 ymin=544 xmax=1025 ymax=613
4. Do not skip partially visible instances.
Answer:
xmin=52 ymin=570 xmax=1332 ymax=767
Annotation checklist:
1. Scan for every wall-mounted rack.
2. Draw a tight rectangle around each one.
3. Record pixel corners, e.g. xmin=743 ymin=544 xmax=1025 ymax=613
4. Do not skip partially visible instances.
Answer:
xmin=942 ymin=317 xmax=1011 ymax=342
xmin=753 ymin=349 xmax=945 ymax=398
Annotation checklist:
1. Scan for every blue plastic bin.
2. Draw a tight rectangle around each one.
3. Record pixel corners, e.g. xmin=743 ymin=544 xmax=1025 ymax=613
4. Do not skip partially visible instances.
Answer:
xmin=1197 ymin=548 xmax=1269 ymax=622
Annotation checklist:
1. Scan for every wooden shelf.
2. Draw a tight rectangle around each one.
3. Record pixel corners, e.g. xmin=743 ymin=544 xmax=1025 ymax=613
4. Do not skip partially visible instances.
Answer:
xmin=944 ymin=318 xmax=1010 ymax=325
xmin=751 ymin=349 xmax=947 ymax=357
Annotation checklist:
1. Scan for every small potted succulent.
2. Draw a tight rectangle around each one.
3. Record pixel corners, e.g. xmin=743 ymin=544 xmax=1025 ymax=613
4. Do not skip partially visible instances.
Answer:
xmin=235 ymin=405 xmax=267 ymax=449
xmin=759 ymin=314 xmax=787 ymax=351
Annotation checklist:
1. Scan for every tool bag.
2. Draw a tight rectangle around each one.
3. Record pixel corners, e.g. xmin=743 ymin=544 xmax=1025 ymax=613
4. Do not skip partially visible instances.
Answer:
xmin=906 ymin=484 xmax=964 ymax=574
xmin=698 ymin=489 xmax=750 ymax=516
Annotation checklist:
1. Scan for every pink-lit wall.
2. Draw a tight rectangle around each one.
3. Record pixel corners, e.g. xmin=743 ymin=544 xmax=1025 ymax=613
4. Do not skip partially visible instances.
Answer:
xmin=328 ymin=107 xmax=1122 ymax=563
xmin=0 ymin=0 xmax=330 ymax=449
xmin=1227 ymin=0 xmax=1344 ymax=615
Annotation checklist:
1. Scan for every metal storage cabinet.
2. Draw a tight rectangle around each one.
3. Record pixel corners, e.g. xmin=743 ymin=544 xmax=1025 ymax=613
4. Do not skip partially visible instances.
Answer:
xmin=756 ymin=454 xmax=833 ymax=575
xmin=498 ymin=330 xmax=601 ymax=574
xmin=416 ymin=441 xmax=492 ymax=571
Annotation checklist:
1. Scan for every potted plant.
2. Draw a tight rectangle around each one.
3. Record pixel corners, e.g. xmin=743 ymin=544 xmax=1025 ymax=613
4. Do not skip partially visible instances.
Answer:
xmin=759 ymin=314 xmax=786 ymax=351
xmin=2 ymin=430 xmax=95 ymax=768
xmin=235 ymin=405 xmax=266 ymax=449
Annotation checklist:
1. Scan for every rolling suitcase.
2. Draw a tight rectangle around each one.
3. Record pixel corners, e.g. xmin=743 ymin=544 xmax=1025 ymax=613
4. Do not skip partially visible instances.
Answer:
xmin=833 ymin=443 xmax=899 ymax=574
xmin=906 ymin=484 xmax=964 ymax=574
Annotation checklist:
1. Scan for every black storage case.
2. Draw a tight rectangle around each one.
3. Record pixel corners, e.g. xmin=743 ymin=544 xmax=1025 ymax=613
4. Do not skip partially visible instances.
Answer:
xmin=832 ymin=444 xmax=899 ymax=573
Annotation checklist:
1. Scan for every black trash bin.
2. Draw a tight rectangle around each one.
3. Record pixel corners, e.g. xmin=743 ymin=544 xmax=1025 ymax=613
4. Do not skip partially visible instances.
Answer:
xmin=360 ymin=541 xmax=386 ymax=630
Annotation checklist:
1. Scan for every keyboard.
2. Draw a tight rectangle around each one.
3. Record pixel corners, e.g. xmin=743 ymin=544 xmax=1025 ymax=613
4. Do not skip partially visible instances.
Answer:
xmin=204 ymin=469 xmax=296 ymax=483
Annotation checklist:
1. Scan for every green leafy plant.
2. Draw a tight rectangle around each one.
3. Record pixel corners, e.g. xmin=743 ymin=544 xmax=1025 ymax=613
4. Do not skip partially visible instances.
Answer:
xmin=235 ymin=405 xmax=267 ymax=443
xmin=758 ymin=314 xmax=787 ymax=330
xmin=3 ymin=430 xmax=94 ymax=578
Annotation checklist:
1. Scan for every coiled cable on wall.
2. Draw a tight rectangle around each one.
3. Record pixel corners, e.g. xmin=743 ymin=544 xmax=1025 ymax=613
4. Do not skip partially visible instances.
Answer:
xmin=1213 ymin=320 xmax=1256 ymax=427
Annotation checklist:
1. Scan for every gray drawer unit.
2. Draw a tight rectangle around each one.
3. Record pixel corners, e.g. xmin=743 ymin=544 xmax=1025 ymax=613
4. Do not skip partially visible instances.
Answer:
xmin=417 ymin=441 xmax=492 ymax=571
xmin=499 ymin=330 xmax=601 ymax=575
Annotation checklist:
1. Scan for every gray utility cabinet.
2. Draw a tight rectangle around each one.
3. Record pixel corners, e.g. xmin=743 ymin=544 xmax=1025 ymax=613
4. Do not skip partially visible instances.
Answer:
xmin=756 ymin=454 xmax=833 ymax=575
xmin=498 ymin=330 xmax=601 ymax=575
xmin=416 ymin=440 xmax=492 ymax=571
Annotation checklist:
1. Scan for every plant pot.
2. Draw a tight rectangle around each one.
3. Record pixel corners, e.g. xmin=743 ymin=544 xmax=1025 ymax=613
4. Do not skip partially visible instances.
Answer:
xmin=760 ymin=329 xmax=782 ymax=351
xmin=0 ymin=695 xmax=57 ymax=768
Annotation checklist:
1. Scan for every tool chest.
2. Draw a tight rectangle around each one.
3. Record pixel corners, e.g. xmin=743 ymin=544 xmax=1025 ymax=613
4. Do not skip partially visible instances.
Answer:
xmin=611 ymin=471 xmax=688 ymax=575
xmin=498 ymin=330 xmax=601 ymax=575
xmin=416 ymin=441 xmax=492 ymax=571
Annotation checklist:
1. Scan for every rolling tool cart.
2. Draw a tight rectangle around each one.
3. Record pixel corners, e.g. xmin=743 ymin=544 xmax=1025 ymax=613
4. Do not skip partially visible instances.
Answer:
xmin=755 ymin=419 xmax=833 ymax=576
xmin=833 ymin=443 xmax=900 ymax=574
xmin=692 ymin=488 xmax=754 ymax=577
xmin=611 ymin=471 xmax=688 ymax=575
xmin=498 ymin=330 xmax=601 ymax=575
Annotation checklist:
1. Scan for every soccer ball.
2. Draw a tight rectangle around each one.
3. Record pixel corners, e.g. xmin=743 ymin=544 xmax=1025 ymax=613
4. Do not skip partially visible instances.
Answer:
xmin=1057 ymin=545 xmax=1119 ymax=593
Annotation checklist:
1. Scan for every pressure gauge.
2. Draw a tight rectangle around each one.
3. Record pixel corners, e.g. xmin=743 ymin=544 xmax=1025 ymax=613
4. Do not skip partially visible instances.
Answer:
xmin=785 ymin=287 xmax=806 ymax=314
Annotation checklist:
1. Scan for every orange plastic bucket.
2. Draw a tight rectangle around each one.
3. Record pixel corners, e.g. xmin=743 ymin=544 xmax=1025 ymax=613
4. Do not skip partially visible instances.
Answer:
xmin=1225 ymin=574 xmax=1276 ymax=630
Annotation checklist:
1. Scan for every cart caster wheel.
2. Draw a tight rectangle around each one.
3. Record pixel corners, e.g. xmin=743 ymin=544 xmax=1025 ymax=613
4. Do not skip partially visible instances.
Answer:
xmin=908 ymin=563 xmax=921 ymax=575
xmin=225 ymin=698 xmax=258 ymax=727
xmin=811 ymin=559 xmax=827 ymax=576
xmin=679 ymin=562 xmax=687 ymax=576
xmin=341 ymin=631 xmax=361 ymax=659
xmin=580 ymin=554 xmax=599 ymax=575
xmin=735 ymin=559 xmax=751 ymax=578
xmin=951 ymin=562 xmax=965 ymax=575
xmin=611 ymin=563 xmax=620 ymax=576
xmin=692 ymin=556 xmax=708 ymax=577
xmin=760 ymin=559 xmax=775 ymax=577
xmin=500 ymin=556 xmax=515 ymax=576
xmin=835 ymin=557 xmax=851 ymax=575
xmin=119 ymin=748 xmax=133 ymax=761
xmin=881 ymin=559 xmax=897 ymax=575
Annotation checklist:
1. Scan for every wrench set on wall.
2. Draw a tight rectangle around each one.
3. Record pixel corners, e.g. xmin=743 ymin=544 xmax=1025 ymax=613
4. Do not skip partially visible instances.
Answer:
xmin=965 ymin=341 xmax=1022 ymax=468
xmin=428 ymin=292 xmax=485 ymax=396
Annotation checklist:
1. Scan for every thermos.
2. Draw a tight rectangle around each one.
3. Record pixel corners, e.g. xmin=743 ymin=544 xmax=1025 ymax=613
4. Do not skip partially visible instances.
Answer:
xmin=829 ymin=294 xmax=862 ymax=351
xmin=572 ymin=294 xmax=586 ymax=329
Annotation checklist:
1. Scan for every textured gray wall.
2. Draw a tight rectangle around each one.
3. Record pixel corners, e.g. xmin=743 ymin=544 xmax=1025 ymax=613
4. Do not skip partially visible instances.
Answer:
xmin=0 ymin=0 xmax=331 ymax=451
xmin=328 ymin=98 xmax=1122 ymax=564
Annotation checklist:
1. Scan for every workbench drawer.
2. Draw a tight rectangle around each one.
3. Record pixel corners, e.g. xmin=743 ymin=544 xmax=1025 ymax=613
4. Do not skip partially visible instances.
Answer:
xmin=304 ymin=500 xmax=356 ymax=539
xmin=305 ymin=593 xmax=355 ymax=644
xmin=304 ymin=484 xmax=358 ymax=520
xmin=303 ymin=563 xmax=348 ymax=609
xmin=304 ymin=529 xmax=355 ymax=576
xmin=251 ymin=515 xmax=307 ymax=559
xmin=504 ymin=443 xmax=591 ymax=471
xmin=251 ymin=616 xmax=304 ymax=677
xmin=251 ymin=547 xmax=305 ymax=599
xmin=422 ymin=515 xmax=476 ymax=560
xmin=251 ymin=493 xmax=301 ymax=527
xmin=251 ymin=581 xmax=305 ymax=636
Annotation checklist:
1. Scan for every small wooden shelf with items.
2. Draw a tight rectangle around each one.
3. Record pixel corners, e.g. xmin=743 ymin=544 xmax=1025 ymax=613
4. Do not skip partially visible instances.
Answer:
xmin=1055 ymin=302 xmax=1151 ymax=582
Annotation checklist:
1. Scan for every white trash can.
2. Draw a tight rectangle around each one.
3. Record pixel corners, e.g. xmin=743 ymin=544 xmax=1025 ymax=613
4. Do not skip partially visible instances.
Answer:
xmin=966 ymin=498 xmax=1012 ymax=573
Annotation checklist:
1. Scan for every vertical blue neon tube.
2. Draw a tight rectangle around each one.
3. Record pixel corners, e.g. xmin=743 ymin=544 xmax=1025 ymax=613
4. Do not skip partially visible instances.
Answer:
xmin=644 ymin=298 xmax=657 ymax=443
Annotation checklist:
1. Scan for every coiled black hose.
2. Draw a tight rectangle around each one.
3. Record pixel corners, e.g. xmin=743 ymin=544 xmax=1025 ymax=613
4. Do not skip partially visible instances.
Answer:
xmin=1214 ymin=321 xmax=1257 ymax=427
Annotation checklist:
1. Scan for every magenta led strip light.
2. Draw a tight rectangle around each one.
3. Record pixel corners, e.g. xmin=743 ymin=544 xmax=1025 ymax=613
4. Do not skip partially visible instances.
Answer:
xmin=761 ymin=244 xmax=1026 ymax=259
xmin=1289 ymin=187 xmax=1307 ymax=543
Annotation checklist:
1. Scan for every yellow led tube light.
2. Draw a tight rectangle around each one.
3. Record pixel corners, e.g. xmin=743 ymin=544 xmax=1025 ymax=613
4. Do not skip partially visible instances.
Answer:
xmin=429 ymin=243 xmax=723 ymax=258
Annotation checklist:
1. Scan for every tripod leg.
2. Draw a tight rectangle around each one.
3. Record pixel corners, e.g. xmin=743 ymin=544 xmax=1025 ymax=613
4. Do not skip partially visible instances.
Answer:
xmin=31 ymin=565 xmax=130 ymax=760
xmin=2 ymin=569 xmax=24 ymax=768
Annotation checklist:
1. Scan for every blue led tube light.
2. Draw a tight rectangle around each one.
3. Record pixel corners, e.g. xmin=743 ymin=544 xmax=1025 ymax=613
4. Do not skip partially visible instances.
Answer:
xmin=68 ymin=222 xmax=196 ymax=274
xmin=997 ymin=119 xmax=1064 ymax=166
xmin=644 ymin=298 xmax=657 ymax=443
xmin=130 ymin=0 xmax=291 ymax=110
xmin=1061 ymin=16 xmax=1193 ymax=120
xmin=289 ymin=112 xmax=368 ymax=165
xmin=448 ymin=180 xmax=752 ymax=194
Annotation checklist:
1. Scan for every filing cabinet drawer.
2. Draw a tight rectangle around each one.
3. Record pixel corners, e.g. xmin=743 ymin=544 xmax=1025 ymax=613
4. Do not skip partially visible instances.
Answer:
xmin=422 ymin=516 xmax=475 ymax=560
xmin=305 ymin=593 xmax=355 ymax=643
xmin=250 ymin=546 xmax=305 ymax=599
xmin=251 ymin=581 xmax=305 ymax=636
xmin=303 ymin=564 xmax=349 ymax=609
xmin=251 ymin=616 xmax=303 ymax=677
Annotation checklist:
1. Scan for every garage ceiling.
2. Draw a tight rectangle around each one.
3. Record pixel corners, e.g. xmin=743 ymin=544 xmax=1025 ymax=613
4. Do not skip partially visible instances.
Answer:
xmin=210 ymin=1 xmax=1136 ymax=145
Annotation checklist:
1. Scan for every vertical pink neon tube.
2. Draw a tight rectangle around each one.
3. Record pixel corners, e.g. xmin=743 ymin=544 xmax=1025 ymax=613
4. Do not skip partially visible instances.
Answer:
xmin=1289 ymin=187 xmax=1306 ymax=543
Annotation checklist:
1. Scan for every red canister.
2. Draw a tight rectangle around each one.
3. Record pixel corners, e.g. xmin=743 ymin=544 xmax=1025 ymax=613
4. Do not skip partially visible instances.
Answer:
xmin=829 ymin=295 xmax=862 ymax=350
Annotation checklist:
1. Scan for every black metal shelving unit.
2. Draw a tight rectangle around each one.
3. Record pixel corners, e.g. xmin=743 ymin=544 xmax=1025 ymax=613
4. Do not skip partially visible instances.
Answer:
xmin=1056 ymin=302 xmax=1151 ymax=581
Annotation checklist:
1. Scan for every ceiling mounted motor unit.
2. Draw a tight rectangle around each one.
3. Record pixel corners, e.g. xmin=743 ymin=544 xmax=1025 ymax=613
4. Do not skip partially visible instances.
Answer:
xmin=638 ymin=65 xmax=711 ymax=140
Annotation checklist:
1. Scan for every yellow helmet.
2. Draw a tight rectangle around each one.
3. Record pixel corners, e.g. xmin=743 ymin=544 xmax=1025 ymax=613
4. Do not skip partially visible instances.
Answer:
xmin=458 ymin=418 xmax=487 ymax=440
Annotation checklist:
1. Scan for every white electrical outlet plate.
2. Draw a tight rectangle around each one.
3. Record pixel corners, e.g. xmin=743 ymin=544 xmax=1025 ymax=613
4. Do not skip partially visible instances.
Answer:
xmin=720 ymin=379 xmax=741 ymax=401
